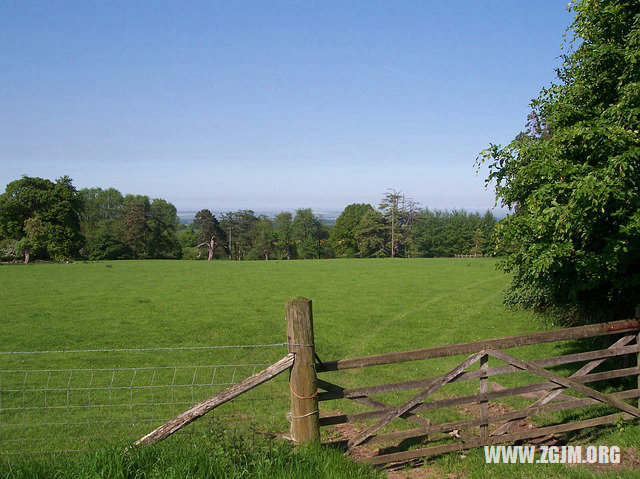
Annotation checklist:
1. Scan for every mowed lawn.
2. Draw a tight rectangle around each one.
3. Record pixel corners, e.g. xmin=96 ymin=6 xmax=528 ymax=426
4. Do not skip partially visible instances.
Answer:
xmin=1 ymin=259 xmax=639 ymax=478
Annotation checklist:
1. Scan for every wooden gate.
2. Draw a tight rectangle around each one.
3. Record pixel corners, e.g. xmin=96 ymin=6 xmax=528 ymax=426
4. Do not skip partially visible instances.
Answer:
xmin=315 ymin=318 xmax=640 ymax=464
xmin=134 ymin=299 xmax=639 ymax=466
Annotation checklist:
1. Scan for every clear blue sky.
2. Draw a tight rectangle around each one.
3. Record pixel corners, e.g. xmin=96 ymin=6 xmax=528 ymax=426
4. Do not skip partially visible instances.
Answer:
xmin=0 ymin=1 xmax=572 ymax=213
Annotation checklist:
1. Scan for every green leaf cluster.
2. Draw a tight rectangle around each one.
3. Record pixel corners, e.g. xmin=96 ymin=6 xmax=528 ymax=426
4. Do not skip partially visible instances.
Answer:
xmin=478 ymin=0 xmax=640 ymax=323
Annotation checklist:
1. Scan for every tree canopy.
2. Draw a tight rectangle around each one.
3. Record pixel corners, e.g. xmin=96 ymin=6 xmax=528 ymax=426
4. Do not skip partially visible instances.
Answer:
xmin=0 ymin=176 xmax=84 ymax=262
xmin=478 ymin=0 xmax=640 ymax=323
xmin=330 ymin=203 xmax=375 ymax=258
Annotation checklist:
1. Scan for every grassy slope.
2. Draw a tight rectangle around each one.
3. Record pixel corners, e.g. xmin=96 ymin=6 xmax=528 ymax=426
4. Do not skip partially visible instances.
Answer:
xmin=0 ymin=258 xmax=638 ymax=478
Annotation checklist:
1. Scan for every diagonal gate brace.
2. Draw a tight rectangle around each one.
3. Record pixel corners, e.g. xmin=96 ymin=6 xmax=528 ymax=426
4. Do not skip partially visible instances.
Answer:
xmin=348 ymin=350 xmax=486 ymax=447
xmin=317 ymin=379 xmax=431 ymax=427
xmin=487 ymin=349 xmax=640 ymax=420
xmin=493 ymin=334 xmax=637 ymax=436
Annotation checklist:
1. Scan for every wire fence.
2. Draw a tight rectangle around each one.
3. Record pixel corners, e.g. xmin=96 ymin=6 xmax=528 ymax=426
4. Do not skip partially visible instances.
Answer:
xmin=0 ymin=344 xmax=292 ymax=457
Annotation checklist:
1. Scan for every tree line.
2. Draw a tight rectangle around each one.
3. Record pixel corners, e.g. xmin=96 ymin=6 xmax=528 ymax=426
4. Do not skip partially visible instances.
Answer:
xmin=0 ymin=176 xmax=498 ymax=262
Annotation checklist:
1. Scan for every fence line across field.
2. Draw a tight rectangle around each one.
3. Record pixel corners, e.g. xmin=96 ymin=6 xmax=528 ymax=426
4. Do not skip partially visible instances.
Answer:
xmin=0 ymin=344 xmax=292 ymax=456
xmin=0 ymin=342 xmax=301 ymax=355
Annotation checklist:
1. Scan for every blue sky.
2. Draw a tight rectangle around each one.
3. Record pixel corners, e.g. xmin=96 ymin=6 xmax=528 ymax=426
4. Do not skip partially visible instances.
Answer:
xmin=0 ymin=1 xmax=573 ymax=213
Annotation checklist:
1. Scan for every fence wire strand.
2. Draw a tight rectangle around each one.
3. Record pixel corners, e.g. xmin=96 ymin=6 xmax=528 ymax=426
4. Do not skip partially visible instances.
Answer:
xmin=0 ymin=345 xmax=291 ymax=457
xmin=0 ymin=343 xmax=293 ymax=355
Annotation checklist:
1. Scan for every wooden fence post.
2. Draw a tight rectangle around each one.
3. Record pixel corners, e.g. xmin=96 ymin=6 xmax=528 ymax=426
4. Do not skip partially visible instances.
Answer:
xmin=286 ymin=298 xmax=320 ymax=443
xmin=480 ymin=354 xmax=489 ymax=437
xmin=636 ymin=304 xmax=640 ymax=408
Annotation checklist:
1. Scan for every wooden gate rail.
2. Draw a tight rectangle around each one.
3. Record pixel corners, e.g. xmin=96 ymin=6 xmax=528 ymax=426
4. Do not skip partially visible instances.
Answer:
xmin=363 ymin=412 xmax=635 ymax=465
xmin=366 ymin=389 xmax=640 ymax=446
xmin=315 ymin=318 xmax=640 ymax=465
xmin=317 ymin=319 xmax=640 ymax=372
xmin=318 ymin=366 xmax=640 ymax=426
xmin=318 ymin=342 xmax=639 ymax=401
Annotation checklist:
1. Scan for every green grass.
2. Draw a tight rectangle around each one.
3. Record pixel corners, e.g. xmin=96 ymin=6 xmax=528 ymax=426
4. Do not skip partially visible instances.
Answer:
xmin=1 ymin=423 xmax=384 ymax=479
xmin=0 ymin=258 xmax=638 ymax=477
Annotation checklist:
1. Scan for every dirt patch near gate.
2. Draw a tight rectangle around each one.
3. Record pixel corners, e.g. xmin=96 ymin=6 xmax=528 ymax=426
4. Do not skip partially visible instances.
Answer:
xmin=456 ymin=400 xmax=538 ymax=436
xmin=324 ymin=411 xmax=466 ymax=478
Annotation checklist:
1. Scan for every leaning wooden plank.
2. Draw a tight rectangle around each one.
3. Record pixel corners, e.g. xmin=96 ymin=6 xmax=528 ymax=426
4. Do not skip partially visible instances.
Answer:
xmin=348 ymin=351 xmax=485 ymax=447
xmin=317 ymin=379 xmax=431 ymax=427
xmin=319 ymin=319 xmax=640 ymax=371
xmin=368 ymin=388 xmax=640 ymax=445
xmin=319 ymin=343 xmax=638 ymax=398
xmin=319 ymin=366 xmax=640 ymax=426
xmin=134 ymin=353 xmax=295 ymax=446
xmin=493 ymin=334 xmax=636 ymax=436
xmin=487 ymin=349 xmax=640 ymax=418
xmin=363 ymin=412 xmax=633 ymax=465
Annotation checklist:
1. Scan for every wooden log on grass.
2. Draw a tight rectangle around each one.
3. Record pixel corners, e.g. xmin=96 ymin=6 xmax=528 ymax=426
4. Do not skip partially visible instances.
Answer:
xmin=134 ymin=353 xmax=294 ymax=446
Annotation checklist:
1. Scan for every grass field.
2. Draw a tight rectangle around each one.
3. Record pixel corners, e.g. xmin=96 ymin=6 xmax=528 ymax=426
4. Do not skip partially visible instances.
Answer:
xmin=1 ymin=258 xmax=638 ymax=478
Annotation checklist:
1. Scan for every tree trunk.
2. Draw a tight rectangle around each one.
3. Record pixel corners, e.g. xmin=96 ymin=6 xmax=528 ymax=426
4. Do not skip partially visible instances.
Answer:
xmin=286 ymin=245 xmax=291 ymax=260
xmin=23 ymin=249 xmax=30 ymax=264
xmin=208 ymin=238 xmax=214 ymax=261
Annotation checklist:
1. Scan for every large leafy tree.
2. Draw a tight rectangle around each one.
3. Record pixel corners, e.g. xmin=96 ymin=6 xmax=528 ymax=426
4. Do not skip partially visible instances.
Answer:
xmin=292 ymin=208 xmax=322 ymax=259
xmin=148 ymin=198 xmax=181 ymax=259
xmin=254 ymin=216 xmax=275 ymax=260
xmin=79 ymin=187 xmax=130 ymax=260
xmin=478 ymin=0 xmax=640 ymax=323
xmin=220 ymin=210 xmax=259 ymax=260
xmin=330 ymin=203 xmax=375 ymax=258
xmin=193 ymin=209 xmax=227 ymax=260
xmin=273 ymin=212 xmax=295 ymax=259
xmin=122 ymin=197 xmax=151 ymax=258
xmin=0 ymin=176 xmax=84 ymax=262
xmin=379 ymin=190 xmax=419 ymax=257
xmin=354 ymin=209 xmax=389 ymax=258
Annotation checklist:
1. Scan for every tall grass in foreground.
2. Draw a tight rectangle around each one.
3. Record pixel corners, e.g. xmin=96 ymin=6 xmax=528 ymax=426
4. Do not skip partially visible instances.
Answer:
xmin=0 ymin=424 xmax=383 ymax=479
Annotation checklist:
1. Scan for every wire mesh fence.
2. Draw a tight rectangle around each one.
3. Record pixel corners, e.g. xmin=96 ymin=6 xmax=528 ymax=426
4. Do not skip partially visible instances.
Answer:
xmin=0 ymin=344 xmax=293 ymax=456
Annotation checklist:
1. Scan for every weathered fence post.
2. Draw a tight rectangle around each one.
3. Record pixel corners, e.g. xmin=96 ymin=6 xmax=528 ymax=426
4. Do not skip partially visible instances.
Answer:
xmin=479 ymin=354 xmax=489 ymax=437
xmin=636 ymin=304 xmax=640 ymax=408
xmin=286 ymin=298 xmax=321 ymax=443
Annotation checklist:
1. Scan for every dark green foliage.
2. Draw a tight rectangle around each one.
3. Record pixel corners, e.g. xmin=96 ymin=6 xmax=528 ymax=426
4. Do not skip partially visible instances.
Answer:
xmin=177 ymin=226 xmax=201 ymax=259
xmin=254 ymin=216 xmax=276 ymax=260
xmin=79 ymin=187 xmax=128 ymax=260
xmin=354 ymin=209 xmax=389 ymax=258
xmin=273 ymin=212 xmax=295 ymax=259
xmin=87 ymin=233 xmax=133 ymax=260
xmin=220 ymin=210 xmax=259 ymax=260
xmin=148 ymin=199 xmax=181 ymax=259
xmin=193 ymin=209 xmax=227 ymax=259
xmin=292 ymin=208 xmax=323 ymax=259
xmin=0 ymin=176 xmax=84 ymax=261
xmin=378 ymin=190 xmax=419 ymax=257
xmin=77 ymin=189 xmax=180 ymax=260
xmin=412 ymin=209 xmax=496 ymax=257
xmin=478 ymin=0 xmax=640 ymax=323
xmin=123 ymin=199 xmax=151 ymax=258
xmin=330 ymin=203 xmax=375 ymax=258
